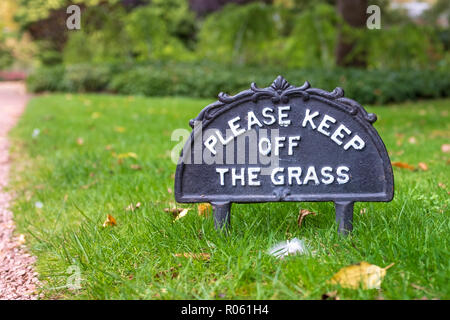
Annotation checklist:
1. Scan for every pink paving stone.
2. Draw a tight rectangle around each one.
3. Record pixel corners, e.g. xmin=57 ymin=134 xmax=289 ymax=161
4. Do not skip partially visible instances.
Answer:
xmin=0 ymin=82 xmax=40 ymax=300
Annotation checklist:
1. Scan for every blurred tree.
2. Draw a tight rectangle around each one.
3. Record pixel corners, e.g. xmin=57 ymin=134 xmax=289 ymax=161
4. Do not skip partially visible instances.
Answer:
xmin=125 ymin=0 xmax=196 ymax=61
xmin=284 ymin=3 xmax=338 ymax=68
xmin=335 ymin=0 xmax=367 ymax=68
xmin=189 ymin=0 xmax=271 ymax=16
xmin=197 ymin=2 xmax=278 ymax=65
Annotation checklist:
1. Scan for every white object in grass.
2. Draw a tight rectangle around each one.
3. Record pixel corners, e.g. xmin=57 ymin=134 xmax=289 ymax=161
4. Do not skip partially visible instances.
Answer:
xmin=32 ymin=129 xmax=40 ymax=138
xmin=268 ymin=238 xmax=308 ymax=258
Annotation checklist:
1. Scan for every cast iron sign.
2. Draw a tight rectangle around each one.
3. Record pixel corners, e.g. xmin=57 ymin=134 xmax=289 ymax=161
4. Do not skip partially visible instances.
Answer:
xmin=175 ymin=76 xmax=394 ymax=234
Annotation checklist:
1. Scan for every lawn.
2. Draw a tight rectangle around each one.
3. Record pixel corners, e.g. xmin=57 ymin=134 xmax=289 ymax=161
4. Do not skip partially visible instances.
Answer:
xmin=8 ymin=93 xmax=449 ymax=300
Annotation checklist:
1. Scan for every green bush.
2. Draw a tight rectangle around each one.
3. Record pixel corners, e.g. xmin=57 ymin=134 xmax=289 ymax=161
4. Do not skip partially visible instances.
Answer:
xmin=27 ymin=62 xmax=450 ymax=105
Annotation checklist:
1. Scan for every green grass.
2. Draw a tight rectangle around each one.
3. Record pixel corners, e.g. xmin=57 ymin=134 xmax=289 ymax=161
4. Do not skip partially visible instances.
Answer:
xmin=9 ymin=94 xmax=450 ymax=300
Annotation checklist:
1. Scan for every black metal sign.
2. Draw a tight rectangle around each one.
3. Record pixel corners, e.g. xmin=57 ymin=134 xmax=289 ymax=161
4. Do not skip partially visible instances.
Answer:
xmin=175 ymin=76 xmax=394 ymax=234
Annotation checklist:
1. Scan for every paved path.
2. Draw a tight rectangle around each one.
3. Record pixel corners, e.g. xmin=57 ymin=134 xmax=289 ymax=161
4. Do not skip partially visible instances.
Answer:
xmin=0 ymin=82 xmax=40 ymax=299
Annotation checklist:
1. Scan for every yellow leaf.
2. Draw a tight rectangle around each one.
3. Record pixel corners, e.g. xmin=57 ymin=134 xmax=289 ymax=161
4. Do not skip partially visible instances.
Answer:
xmin=116 ymin=152 xmax=138 ymax=159
xmin=329 ymin=262 xmax=394 ymax=290
xmin=114 ymin=126 xmax=126 ymax=133
xmin=91 ymin=112 xmax=101 ymax=119
xmin=102 ymin=214 xmax=117 ymax=227
xmin=198 ymin=203 xmax=212 ymax=217
xmin=174 ymin=208 xmax=189 ymax=221
xmin=174 ymin=252 xmax=210 ymax=260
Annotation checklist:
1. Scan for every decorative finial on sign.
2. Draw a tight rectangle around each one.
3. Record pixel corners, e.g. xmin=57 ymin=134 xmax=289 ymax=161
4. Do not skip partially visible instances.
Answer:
xmin=270 ymin=76 xmax=293 ymax=92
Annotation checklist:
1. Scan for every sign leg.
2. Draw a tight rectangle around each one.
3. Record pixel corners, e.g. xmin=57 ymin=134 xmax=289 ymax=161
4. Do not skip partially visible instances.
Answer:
xmin=334 ymin=201 xmax=354 ymax=235
xmin=212 ymin=202 xmax=231 ymax=231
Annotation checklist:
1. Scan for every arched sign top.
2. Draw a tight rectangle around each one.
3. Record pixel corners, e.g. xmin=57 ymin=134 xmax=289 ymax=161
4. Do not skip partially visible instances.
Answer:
xmin=176 ymin=76 xmax=394 ymax=235
xmin=189 ymin=75 xmax=377 ymax=128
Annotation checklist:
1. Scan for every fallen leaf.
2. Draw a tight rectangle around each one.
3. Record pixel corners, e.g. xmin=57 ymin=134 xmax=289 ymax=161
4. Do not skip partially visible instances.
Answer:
xmin=174 ymin=252 xmax=210 ymax=260
xmin=102 ymin=214 xmax=117 ymax=227
xmin=126 ymin=202 xmax=142 ymax=212
xmin=80 ymin=180 xmax=97 ymax=190
xmin=408 ymin=136 xmax=417 ymax=144
xmin=411 ymin=283 xmax=426 ymax=291
xmin=441 ymin=144 xmax=450 ymax=153
xmin=174 ymin=208 xmax=189 ymax=221
xmin=418 ymin=162 xmax=428 ymax=171
xmin=164 ymin=207 xmax=184 ymax=214
xmin=91 ymin=112 xmax=101 ymax=119
xmin=392 ymin=161 xmax=415 ymax=170
xmin=321 ymin=290 xmax=339 ymax=300
xmin=329 ymin=262 xmax=394 ymax=290
xmin=116 ymin=152 xmax=138 ymax=159
xmin=17 ymin=234 xmax=26 ymax=245
xmin=297 ymin=209 xmax=316 ymax=227
xmin=76 ymin=138 xmax=84 ymax=146
xmin=360 ymin=208 xmax=367 ymax=214
xmin=198 ymin=203 xmax=212 ymax=217
xmin=438 ymin=182 xmax=446 ymax=189
xmin=155 ymin=264 xmax=181 ymax=279
xmin=130 ymin=164 xmax=142 ymax=170
xmin=167 ymin=188 xmax=173 ymax=194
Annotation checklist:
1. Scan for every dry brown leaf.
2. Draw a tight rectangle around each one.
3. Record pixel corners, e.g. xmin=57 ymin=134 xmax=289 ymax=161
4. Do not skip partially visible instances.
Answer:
xmin=392 ymin=161 xmax=415 ymax=170
xmin=164 ymin=207 xmax=184 ymax=214
xmin=297 ymin=209 xmax=316 ymax=227
xmin=438 ymin=182 xmax=446 ymax=189
xmin=418 ymin=162 xmax=428 ymax=171
xmin=80 ymin=180 xmax=98 ymax=190
xmin=102 ymin=214 xmax=117 ymax=227
xmin=126 ymin=202 xmax=141 ymax=212
xmin=329 ymin=262 xmax=394 ymax=290
xmin=130 ymin=164 xmax=142 ymax=170
xmin=198 ymin=203 xmax=212 ymax=217
xmin=411 ymin=283 xmax=426 ymax=291
xmin=174 ymin=252 xmax=210 ymax=260
xmin=321 ymin=290 xmax=339 ymax=300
